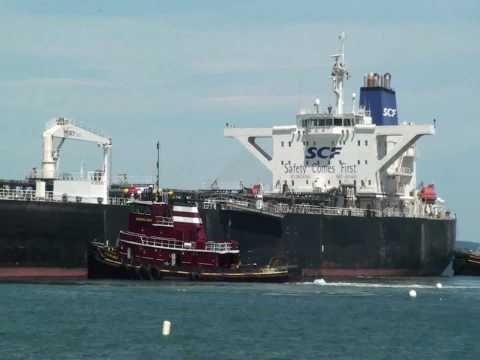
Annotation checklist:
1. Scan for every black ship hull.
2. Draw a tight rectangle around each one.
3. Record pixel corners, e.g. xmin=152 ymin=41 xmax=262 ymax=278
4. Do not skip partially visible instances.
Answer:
xmin=0 ymin=199 xmax=130 ymax=279
xmin=201 ymin=207 xmax=456 ymax=278
xmin=0 ymin=198 xmax=456 ymax=279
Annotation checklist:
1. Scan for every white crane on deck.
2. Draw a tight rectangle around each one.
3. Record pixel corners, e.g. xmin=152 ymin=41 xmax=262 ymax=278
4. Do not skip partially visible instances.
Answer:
xmin=42 ymin=117 xmax=112 ymax=203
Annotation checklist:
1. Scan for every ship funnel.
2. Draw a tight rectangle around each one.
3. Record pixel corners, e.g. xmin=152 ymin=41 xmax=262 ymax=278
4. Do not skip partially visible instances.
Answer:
xmin=359 ymin=71 xmax=398 ymax=125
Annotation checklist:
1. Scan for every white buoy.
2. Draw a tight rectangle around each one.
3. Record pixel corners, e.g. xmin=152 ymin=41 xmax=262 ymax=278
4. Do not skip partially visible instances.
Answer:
xmin=409 ymin=289 xmax=417 ymax=298
xmin=314 ymin=278 xmax=327 ymax=285
xmin=436 ymin=283 xmax=443 ymax=289
xmin=162 ymin=320 xmax=172 ymax=336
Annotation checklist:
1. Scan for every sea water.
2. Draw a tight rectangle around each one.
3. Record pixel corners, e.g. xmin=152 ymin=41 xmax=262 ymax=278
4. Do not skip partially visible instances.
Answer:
xmin=0 ymin=277 xmax=479 ymax=360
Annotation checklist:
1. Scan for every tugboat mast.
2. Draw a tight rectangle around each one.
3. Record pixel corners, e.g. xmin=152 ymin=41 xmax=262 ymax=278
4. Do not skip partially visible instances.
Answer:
xmin=156 ymin=140 xmax=161 ymax=200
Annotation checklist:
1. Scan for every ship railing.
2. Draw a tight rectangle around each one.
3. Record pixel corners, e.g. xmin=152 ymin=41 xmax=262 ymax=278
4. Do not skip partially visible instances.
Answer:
xmin=205 ymin=241 xmax=235 ymax=252
xmin=0 ymin=188 xmax=36 ymax=201
xmin=109 ymin=197 xmax=129 ymax=206
xmin=203 ymin=197 xmax=454 ymax=220
xmin=122 ymin=232 xmax=192 ymax=250
xmin=122 ymin=231 xmax=237 ymax=252
xmin=55 ymin=171 xmax=105 ymax=184
xmin=0 ymin=187 xmax=130 ymax=206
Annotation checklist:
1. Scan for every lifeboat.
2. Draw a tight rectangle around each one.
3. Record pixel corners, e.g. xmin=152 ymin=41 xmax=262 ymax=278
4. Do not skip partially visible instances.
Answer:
xmin=420 ymin=184 xmax=437 ymax=203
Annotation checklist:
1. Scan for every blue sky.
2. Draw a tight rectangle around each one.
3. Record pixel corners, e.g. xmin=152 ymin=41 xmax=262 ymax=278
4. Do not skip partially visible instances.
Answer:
xmin=0 ymin=1 xmax=478 ymax=241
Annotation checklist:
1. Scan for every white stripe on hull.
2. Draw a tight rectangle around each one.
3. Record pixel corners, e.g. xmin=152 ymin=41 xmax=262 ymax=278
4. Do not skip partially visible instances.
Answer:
xmin=172 ymin=216 xmax=202 ymax=224
xmin=172 ymin=205 xmax=199 ymax=214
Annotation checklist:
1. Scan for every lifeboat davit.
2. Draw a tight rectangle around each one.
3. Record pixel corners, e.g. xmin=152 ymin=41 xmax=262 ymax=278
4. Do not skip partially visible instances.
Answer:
xmin=420 ymin=184 xmax=437 ymax=203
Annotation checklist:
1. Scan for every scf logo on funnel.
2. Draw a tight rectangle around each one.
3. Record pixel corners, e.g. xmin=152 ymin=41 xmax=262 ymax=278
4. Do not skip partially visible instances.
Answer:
xmin=305 ymin=146 xmax=342 ymax=159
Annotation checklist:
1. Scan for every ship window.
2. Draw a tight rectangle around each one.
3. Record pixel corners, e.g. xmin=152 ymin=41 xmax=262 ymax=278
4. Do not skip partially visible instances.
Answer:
xmin=288 ymin=142 xmax=291 ymax=147
xmin=334 ymin=118 xmax=342 ymax=126
xmin=365 ymin=140 xmax=368 ymax=146
xmin=368 ymin=180 xmax=372 ymax=185
xmin=281 ymin=160 xmax=284 ymax=165
xmin=306 ymin=180 xmax=309 ymax=185
xmin=281 ymin=141 xmax=284 ymax=147
xmin=130 ymin=204 xmax=151 ymax=215
xmin=357 ymin=160 xmax=360 ymax=165
xmin=291 ymin=180 xmax=295 ymax=186
xmin=328 ymin=180 xmax=331 ymax=185
xmin=326 ymin=118 xmax=333 ymax=126
xmin=339 ymin=180 xmax=342 ymax=185
xmin=345 ymin=118 xmax=351 ymax=126
xmin=357 ymin=140 xmax=361 ymax=146
xmin=365 ymin=160 xmax=368 ymax=165
xmin=319 ymin=118 xmax=326 ymax=127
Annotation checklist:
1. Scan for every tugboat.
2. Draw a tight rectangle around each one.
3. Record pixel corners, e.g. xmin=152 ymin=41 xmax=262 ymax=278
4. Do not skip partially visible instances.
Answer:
xmin=88 ymin=199 xmax=288 ymax=282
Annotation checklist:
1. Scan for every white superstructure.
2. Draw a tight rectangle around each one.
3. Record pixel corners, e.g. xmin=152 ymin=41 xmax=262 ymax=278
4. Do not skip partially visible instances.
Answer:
xmin=225 ymin=35 xmax=435 ymax=209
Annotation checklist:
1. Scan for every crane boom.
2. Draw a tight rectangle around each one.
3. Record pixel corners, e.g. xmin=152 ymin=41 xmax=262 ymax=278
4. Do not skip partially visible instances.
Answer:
xmin=42 ymin=117 xmax=112 ymax=202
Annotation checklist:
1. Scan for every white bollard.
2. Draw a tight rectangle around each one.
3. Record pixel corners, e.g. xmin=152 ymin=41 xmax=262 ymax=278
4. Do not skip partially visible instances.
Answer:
xmin=409 ymin=289 xmax=417 ymax=298
xmin=436 ymin=283 xmax=443 ymax=289
xmin=162 ymin=320 xmax=172 ymax=336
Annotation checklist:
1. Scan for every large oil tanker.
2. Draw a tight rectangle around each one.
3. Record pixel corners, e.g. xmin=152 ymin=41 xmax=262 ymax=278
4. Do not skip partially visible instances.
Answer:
xmin=0 ymin=34 xmax=455 ymax=279
xmin=200 ymin=34 xmax=455 ymax=277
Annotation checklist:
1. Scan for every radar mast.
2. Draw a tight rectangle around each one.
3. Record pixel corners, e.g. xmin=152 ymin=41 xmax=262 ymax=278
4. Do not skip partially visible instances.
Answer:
xmin=331 ymin=32 xmax=349 ymax=115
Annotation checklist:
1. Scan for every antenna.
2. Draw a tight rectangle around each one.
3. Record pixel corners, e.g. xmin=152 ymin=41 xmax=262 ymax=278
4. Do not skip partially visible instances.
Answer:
xmin=339 ymin=31 xmax=346 ymax=64
xmin=156 ymin=141 xmax=160 ymax=199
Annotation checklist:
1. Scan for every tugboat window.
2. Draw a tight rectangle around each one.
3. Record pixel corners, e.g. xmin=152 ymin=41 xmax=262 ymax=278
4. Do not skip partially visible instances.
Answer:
xmin=319 ymin=118 xmax=326 ymax=126
xmin=326 ymin=118 xmax=333 ymax=126
xmin=334 ymin=118 xmax=342 ymax=126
